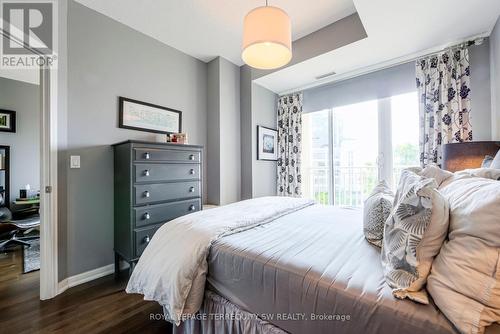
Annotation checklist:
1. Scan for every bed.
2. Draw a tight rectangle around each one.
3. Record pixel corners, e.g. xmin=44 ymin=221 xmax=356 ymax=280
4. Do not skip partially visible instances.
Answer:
xmin=180 ymin=204 xmax=457 ymax=334
xmin=126 ymin=196 xmax=472 ymax=334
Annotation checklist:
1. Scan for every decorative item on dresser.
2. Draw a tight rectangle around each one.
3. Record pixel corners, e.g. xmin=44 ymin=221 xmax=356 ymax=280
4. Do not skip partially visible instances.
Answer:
xmin=112 ymin=140 xmax=203 ymax=275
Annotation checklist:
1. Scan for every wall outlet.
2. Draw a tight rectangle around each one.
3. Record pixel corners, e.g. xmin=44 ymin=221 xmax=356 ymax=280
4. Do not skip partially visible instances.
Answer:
xmin=70 ymin=155 xmax=81 ymax=169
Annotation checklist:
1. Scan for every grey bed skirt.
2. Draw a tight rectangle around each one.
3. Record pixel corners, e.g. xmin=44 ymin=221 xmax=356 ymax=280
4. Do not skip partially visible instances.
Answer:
xmin=173 ymin=291 xmax=286 ymax=334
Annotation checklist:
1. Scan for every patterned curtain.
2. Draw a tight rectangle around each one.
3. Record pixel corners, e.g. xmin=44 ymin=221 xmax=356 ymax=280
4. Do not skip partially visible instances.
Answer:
xmin=277 ymin=92 xmax=303 ymax=197
xmin=416 ymin=48 xmax=472 ymax=167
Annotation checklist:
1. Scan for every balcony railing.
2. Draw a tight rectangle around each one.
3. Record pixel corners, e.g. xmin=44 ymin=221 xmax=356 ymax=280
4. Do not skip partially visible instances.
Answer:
xmin=303 ymin=165 xmax=414 ymax=207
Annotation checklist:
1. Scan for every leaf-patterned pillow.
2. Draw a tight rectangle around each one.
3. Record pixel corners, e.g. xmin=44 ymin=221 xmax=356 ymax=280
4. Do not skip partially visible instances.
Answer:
xmin=381 ymin=170 xmax=449 ymax=304
xmin=363 ymin=181 xmax=394 ymax=247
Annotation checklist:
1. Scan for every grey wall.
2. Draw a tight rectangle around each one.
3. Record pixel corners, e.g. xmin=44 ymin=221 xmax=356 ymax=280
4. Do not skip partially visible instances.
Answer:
xmin=207 ymin=59 xmax=221 ymax=205
xmin=0 ymin=77 xmax=40 ymax=202
xmin=207 ymin=57 xmax=241 ymax=205
xmin=218 ymin=58 xmax=241 ymax=204
xmin=65 ymin=0 xmax=208 ymax=277
xmin=491 ymin=16 xmax=500 ymax=140
xmin=470 ymin=40 xmax=492 ymax=141
xmin=240 ymin=66 xmax=253 ymax=200
xmin=251 ymin=84 xmax=277 ymax=197
xmin=240 ymin=65 xmax=278 ymax=199
xmin=57 ymin=0 xmax=69 ymax=281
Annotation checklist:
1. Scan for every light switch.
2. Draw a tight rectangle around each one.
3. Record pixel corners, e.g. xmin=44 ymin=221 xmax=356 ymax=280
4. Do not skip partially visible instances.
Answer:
xmin=70 ymin=155 xmax=81 ymax=169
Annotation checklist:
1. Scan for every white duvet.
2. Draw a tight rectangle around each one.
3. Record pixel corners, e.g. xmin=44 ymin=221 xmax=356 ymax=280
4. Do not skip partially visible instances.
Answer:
xmin=126 ymin=196 xmax=314 ymax=324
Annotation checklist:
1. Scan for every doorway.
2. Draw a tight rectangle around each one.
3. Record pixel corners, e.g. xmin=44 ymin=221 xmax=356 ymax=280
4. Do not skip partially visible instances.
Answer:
xmin=0 ymin=63 xmax=42 ymax=294
xmin=0 ymin=29 xmax=59 ymax=300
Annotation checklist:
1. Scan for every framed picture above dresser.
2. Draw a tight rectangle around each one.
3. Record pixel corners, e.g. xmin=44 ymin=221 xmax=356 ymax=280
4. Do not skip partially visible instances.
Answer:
xmin=112 ymin=140 xmax=203 ymax=274
xmin=118 ymin=97 xmax=182 ymax=134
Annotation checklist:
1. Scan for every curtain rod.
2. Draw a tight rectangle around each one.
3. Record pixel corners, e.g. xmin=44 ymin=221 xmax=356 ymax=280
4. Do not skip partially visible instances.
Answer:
xmin=419 ymin=37 xmax=484 ymax=59
xmin=279 ymin=35 xmax=487 ymax=97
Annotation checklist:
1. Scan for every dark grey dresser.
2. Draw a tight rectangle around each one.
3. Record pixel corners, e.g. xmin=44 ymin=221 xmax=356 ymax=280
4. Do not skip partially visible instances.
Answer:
xmin=113 ymin=140 xmax=203 ymax=274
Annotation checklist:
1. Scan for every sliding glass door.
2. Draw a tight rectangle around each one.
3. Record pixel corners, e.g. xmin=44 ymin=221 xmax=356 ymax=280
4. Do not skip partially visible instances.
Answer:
xmin=302 ymin=91 xmax=419 ymax=207
xmin=391 ymin=92 xmax=420 ymax=185
xmin=302 ymin=110 xmax=331 ymax=204
xmin=332 ymin=100 xmax=378 ymax=206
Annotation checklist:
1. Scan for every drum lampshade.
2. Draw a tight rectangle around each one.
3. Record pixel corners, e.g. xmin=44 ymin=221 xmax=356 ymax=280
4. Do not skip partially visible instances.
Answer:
xmin=242 ymin=6 xmax=292 ymax=70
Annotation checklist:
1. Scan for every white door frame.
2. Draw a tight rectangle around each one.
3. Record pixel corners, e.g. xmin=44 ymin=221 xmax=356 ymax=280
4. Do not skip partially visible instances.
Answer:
xmin=0 ymin=28 xmax=59 ymax=300
xmin=39 ymin=63 xmax=59 ymax=300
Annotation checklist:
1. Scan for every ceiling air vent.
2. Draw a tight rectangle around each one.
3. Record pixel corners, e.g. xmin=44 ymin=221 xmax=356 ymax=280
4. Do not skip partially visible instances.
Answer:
xmin=315 ymin=71 xmax=337 ymax=80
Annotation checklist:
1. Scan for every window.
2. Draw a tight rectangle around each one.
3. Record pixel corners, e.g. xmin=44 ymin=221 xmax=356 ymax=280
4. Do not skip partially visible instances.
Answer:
xmin=302 ymin=92 xmax=419 ymax=207
xmin=332 ymin=101 xmax=378 ymax=207
xmin=391 ymin=92 xmax=420 ymax=185
xmin=302 ymin=110 xmax=330 ymax=204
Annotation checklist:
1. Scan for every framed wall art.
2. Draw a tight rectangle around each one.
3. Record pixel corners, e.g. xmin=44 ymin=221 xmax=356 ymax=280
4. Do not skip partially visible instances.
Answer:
xmin=118 ymin=97 xmax=182 ymax=134
xmin=257 ymin=125 xmax=278 ymax=161
xmin=0 ymin=110 xmax=16 ymax=133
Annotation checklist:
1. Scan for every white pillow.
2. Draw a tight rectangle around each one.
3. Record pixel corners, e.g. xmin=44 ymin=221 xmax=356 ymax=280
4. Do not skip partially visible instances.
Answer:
xmin=490 ymin=149 xmax=500 ymax=169
xmin=419 ymin=165 xmax=453 ymax=186
xmin=404 ymin=166 xmax=423 ymax=174
xmin=459 ymin=168 xmax=500 ymax=181
xmin=482 ymin=155 xmax=494 ymax=168
xmin=427 ymin=174 xmax=500 ymax=334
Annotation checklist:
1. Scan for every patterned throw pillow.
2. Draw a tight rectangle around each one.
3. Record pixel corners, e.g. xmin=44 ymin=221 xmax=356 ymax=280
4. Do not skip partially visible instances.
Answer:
xmin=381 ymin=170 xmax=449 ymax=304
xmin=363 ymin=181 xmax=394 ymax=247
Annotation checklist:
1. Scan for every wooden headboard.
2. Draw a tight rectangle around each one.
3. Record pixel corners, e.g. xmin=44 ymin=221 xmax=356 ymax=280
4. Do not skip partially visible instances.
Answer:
xmin=442 ymin=141 xmax=500 ymax=172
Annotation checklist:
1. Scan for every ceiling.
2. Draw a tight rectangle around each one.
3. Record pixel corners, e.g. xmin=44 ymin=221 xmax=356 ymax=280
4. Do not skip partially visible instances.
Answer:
xmin=5 ymin=0 xmax=500 ymax=92
xmin=75 ymin=0 xmax=500 ymax=94
xmin=256 ymin=0 xmax=500 ymax=93
xmin=74 ymin=0 xmax=357 ymax=65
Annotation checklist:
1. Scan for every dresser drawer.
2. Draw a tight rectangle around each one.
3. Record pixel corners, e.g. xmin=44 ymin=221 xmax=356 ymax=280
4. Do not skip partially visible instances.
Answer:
xmin=134 ymin=163 xmax=200 ymax=183
xmin=134 ymin=148 xmax=200 ymax=163
xmin=134 ymin=198 xmax=201 ymax=228
xmin=134 ymin=181 xmax=201 ymax=205
xmin=134 ymin=225 xmax=161 ymax=257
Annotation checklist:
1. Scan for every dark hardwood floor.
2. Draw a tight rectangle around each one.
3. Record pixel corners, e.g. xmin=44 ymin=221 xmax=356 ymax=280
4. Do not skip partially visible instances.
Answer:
xmin=0 ymin=248 xmax=172 ymax=333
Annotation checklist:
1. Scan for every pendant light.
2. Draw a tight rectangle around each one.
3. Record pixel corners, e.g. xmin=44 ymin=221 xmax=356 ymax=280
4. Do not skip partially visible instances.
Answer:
xmin=241 ymin=0 xmax=292 ymax=70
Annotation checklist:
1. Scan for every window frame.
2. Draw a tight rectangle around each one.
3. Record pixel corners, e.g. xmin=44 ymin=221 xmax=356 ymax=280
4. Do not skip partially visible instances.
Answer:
xmin=301 ymin=92 xmax=419 ymax=206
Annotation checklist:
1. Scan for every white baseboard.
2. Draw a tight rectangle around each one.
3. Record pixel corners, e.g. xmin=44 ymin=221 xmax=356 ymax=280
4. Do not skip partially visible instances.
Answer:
xmin=57 ymin=261 xmax=129 ymax=295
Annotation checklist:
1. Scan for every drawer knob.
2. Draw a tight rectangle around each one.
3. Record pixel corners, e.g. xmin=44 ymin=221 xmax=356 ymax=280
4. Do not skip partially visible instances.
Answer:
xmin=189 ymin=186 xmax=195 ymax=193
xmin=189 ymin=204 xmax=196 ymax=211
xmin=143 ymin=235 xmax=150 ymax=244
xmin=144 ymin=152 xmax=150 ymax=160
xmin=144 ymin=212 xmax=151 ymax=220
xmin=189 ymin=168 xmax=195 ymax=175
xmin=189 ymin=154 xmax=195 ymax=161
xmin=144 ymin=191 xmax=150 ymax=198
xmin=144 ymin=169 xmax=150 ymax=176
